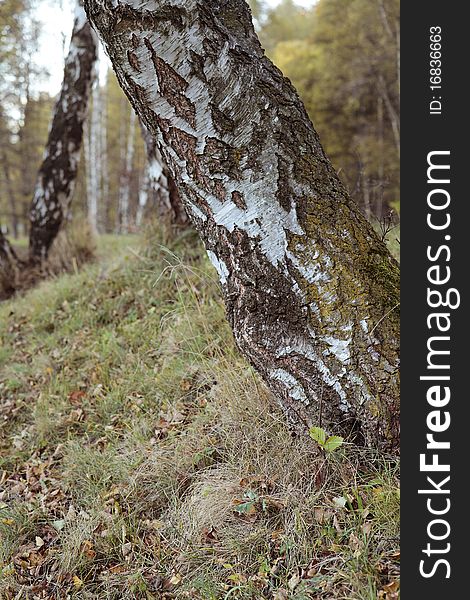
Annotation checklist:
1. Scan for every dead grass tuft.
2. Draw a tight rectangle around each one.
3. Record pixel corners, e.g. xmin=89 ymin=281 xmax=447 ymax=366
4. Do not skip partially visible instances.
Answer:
xmin=0 ymin=220 xmax=97 ymax=301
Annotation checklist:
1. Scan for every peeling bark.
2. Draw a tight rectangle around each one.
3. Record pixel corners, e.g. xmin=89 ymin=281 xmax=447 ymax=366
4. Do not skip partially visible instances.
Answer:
xmin=85 ymin=0 xmax=400 ymax=452
xmin=28 ymin=0 xmax=98 ymax=261
xmin=137 ymin=122 xmax=189 ymax=227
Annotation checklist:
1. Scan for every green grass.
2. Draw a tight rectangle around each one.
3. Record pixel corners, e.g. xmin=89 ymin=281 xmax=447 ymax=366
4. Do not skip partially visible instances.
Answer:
xmin=0 ymin=228 xmax=399 ymax=599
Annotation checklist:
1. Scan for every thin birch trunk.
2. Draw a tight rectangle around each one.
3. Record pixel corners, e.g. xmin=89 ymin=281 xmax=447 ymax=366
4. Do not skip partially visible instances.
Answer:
xmin=118 ymin=108 xmax=136 ymax=233
xmin=376 ymin=95 xmax=385 ymax=218
xmin=377 ymin=74 xmax=400 ymax=159
xmin=100 ymin=72 xmax=110 ymax=232
xmin=87 ymin=75 xmax=101 ymax=234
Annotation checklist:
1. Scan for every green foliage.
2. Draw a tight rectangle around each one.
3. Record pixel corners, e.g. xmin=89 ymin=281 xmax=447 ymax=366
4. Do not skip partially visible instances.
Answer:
xmin=309 ymin=427 xmax=344 ymax=453
xmin=258 ymin=0 xmax=316 ymax=51
xmin=262 ymin=0 xmax=400 ymax=218
xmin=0 ymin=0 xmax=45 ymax=237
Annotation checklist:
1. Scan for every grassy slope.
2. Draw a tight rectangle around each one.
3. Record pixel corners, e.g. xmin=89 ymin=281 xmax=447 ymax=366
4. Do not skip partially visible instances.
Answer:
xmin=0 ymin=231 xmax=399 ymax=600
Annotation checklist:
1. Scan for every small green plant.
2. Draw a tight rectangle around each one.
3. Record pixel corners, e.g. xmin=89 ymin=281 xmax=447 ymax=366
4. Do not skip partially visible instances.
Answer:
xmin=309 ymin=426 xmax=344 ymax=453
xmin=233 ymin=489 xmax=258 ymax=515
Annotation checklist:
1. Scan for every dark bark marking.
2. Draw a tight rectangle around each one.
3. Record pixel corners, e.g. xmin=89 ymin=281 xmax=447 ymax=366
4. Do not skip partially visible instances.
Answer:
xmin=145 ymin=38 xmax=196 ymax=129
xmin=127 ymin=50 xmax=141 ymax=72
xmin=231 ymin=191 xmax=246 ymax=210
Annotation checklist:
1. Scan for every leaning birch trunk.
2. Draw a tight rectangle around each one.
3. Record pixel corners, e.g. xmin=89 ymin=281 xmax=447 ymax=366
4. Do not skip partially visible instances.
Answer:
xmin=85 ymin=0 xmax=400 ymax=452
xmin=28 ymin=0 xmax=98 ymax=261
xmin=137 ymin=123 xmax=189 ymax=228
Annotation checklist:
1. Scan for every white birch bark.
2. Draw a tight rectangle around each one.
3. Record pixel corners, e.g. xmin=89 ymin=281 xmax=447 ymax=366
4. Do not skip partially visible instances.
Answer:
xmin=99 ymin=71 xmax=110 ymax=232
xmin=85 ymin=0 xmax=400 ymax=451
xmin=137 ymin=122 xmax=188 ymax=228
xmin=29 ymin=0 xmax=98 ymax=260
xmin=118 ymin=108 xmax=136 ymax=233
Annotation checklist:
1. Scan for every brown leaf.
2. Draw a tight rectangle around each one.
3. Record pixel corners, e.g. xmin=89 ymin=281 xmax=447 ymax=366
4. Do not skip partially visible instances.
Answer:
xmin=201 ymin=526 xmax=218 ymax=543
xmin=314 ymin=507 xmax=333 ymax=524
xmin=68 ymin=390 xmax=86 ymax=405
xmin=288 ymin=573 xmax=301 ymax=590
xmin=81 ymin=540 xmax=96 ymax=559
xmin=362 ymin=521 xmax=373 ymax=535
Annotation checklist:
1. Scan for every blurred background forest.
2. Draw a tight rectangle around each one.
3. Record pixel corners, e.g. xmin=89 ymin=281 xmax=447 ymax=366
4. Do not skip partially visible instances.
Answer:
xmin=0 ymin=0 xmax=399 ymax=239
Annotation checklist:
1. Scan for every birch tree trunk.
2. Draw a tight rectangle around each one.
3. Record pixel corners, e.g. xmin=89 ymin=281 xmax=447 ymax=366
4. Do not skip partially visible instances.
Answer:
xmin=85 ymin=74 xmax=101 ymax=235
xmin=28 ymin=0 xmax=98 ymax=261
xmin=91 ymin=78 xmax=102 ymax=233
xmin=118 ymin=108 xmax=136 ymax=233
xmin=101 ymin=72 xmax=112 ymax=232
xmin=137 ymin=123 xmax=189 ymax=228
xmin=85 ymin=0 xmax=400 ymax=452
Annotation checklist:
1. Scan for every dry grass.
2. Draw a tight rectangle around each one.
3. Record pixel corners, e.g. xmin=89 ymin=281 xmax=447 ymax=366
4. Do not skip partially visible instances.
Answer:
xmin=0 ymin=220 xmax=97 ymax=301
xmin=0 ymin=227 xmax=399 ymax=599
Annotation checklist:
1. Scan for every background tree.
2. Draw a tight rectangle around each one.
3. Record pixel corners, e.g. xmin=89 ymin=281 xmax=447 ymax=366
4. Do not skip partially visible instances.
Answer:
xmin=84 ymin=0 xmax=399 ymax=451
xmin=137 ymin=123 xmax=189 ymax=228
xmin=260 ymin=0 xmax=400 ymax=218
xmin=0 ymin=0 xmax=45 ymax=237
xmin=28 ymin=0 xmax=98 ymax=261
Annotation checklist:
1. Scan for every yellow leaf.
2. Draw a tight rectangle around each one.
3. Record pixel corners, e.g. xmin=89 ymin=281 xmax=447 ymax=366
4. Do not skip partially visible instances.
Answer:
xmin=73 ymin=575 xmax=83 ymax=589
xmin=228 ymin=573 xmax=247 ymax=584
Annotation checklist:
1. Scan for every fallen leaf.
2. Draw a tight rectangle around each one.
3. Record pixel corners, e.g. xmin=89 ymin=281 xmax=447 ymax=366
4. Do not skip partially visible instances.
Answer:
xmin=333 ymin=496 xmax=347 ymax=508
xmin=362 ymin=521 xmax=373 ymax=535
xmin=169 ymin=573 xmax=182 ymax=585
xmin=314 ymin=507 xmax=333 ymax=523
xmin=228 ymin=573 xmax=247 ymax=584
xmin=52 ymin=519 xmax=65 ymax=531
xmin=82 ymin=540 xmax=96 ymax=559
xmin=121 ymin=542 xmax=132 ymax=557
xmin=68 ymin=390 xmax=86 ymax=405
xmin=288 ymin=573 xmax=301 ymax=590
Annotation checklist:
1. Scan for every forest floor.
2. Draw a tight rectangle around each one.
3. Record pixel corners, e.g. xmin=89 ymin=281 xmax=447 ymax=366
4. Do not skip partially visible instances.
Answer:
xmin=0 ymin=230 xmax=400 ymax=600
